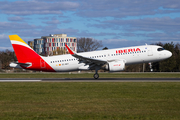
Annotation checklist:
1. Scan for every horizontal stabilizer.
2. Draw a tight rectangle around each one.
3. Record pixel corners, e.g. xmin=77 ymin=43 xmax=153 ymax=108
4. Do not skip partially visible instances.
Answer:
xmin=9 ymin=62 xmax=32 ymax=68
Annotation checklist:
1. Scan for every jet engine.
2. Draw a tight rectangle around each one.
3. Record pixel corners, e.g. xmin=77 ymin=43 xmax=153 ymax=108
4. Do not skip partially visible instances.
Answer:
xmin=105 ymin=60 xmax=125 ymax=72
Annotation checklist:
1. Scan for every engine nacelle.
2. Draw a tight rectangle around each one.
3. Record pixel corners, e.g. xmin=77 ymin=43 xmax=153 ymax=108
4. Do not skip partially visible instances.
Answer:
xmin=105 ymin=61 xmax=125 ymax=72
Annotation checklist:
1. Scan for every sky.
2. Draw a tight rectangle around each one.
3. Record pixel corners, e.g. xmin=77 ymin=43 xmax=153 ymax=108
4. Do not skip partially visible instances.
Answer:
xmin=0 ymin=0 xmax=180 ymax=51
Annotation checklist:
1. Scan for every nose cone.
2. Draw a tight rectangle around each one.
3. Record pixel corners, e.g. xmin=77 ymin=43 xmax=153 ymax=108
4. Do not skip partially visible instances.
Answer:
xmin=167 ymin=51 xmax=172 ymax=58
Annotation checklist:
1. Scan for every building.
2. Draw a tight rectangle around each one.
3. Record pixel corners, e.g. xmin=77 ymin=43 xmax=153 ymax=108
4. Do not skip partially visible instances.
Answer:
xmin=34 ymin=38 xmax=44 ymax=54
xmin=29 ymin=34 xmax=77 ymax=55
xmin=43 ymin=34 xmax=77 ymax=55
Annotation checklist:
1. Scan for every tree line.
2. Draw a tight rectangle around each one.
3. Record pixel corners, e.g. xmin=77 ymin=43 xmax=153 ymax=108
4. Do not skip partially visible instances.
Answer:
xmin=0 ymin=38 xmax=179 ymax=72
xmin=0 ymin=50 xmax=17 ymax=70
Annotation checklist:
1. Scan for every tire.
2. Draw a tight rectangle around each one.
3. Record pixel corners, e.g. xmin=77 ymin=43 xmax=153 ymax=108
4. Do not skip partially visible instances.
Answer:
xmin=93 ymin=73 xmax=99 ymax=79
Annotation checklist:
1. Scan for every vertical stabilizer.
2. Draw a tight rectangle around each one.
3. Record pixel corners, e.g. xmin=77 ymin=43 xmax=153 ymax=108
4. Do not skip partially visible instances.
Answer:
xmin=9 ymin=35 xmax=55 ymax=72
xmin=9 ymin=35 xmax=39 ymax=63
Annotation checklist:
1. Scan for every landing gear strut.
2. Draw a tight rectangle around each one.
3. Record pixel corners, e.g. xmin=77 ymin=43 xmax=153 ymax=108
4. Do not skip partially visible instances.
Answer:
xmin=94 ymin=67 xmax=99 ymax=79
xmin=93 ymin=73 xmax=99 ymax=79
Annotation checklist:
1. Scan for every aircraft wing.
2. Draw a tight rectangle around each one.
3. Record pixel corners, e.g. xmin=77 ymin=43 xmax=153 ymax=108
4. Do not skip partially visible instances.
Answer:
xmin=65 ymin=45 xmax=107 ymax=68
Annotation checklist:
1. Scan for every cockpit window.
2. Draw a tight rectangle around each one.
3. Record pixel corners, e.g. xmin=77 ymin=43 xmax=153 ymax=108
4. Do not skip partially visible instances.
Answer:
xmin=157 ymin=48 xmax=165 ymax=51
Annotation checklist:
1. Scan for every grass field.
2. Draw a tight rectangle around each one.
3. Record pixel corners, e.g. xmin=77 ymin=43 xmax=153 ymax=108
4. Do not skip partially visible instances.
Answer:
xmin=0 ymin=72 xmax=180 ymax=78
xmin=0 ymin=82 xmax=180 ymax=120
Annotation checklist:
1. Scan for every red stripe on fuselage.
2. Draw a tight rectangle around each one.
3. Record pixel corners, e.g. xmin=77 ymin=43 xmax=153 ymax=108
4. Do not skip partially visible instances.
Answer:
xmin=12 ymin=44 xmax=55 ymax=72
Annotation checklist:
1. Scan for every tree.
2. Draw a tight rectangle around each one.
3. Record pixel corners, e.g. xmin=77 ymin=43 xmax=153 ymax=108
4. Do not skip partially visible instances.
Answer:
xmin=174 ymin=43 xmax=180 ymax=71
xmin=77 ymin=38 xmax=103 ymax=52
xmin=0 ymin=50 xmax=17 ymax=69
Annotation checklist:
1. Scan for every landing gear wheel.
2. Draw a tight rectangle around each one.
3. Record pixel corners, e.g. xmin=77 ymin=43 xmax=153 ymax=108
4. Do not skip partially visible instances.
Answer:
xmin=94 ymin=73 xmax=99 ymax=79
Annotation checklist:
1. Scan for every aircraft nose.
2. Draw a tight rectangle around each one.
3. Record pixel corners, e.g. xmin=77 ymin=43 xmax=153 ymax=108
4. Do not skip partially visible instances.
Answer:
xmin=167 ymin=51 xmax=172 ymax=58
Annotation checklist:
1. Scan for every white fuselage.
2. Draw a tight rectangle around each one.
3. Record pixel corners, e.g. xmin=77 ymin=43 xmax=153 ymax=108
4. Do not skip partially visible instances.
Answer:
xmin=42 ymin=45 xmax=172 ymax=72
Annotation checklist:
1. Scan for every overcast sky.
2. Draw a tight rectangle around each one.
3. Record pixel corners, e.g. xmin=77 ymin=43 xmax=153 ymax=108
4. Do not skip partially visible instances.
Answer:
xmin=0 ymin=0 xmax=180 ymax=51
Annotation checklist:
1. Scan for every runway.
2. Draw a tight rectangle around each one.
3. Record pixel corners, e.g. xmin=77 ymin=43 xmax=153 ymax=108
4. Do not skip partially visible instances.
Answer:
xmin=0 ymin=78 xmax=180 ymax=82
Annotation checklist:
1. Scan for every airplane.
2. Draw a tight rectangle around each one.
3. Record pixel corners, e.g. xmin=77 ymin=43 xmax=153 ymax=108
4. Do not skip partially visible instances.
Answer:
xmin=9 ymin=35 xmax=172 ymax=79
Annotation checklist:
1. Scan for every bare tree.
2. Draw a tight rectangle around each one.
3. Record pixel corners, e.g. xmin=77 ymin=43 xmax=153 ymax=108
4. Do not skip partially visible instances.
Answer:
xmin=77 ymin=38 xmax=103 ymax=52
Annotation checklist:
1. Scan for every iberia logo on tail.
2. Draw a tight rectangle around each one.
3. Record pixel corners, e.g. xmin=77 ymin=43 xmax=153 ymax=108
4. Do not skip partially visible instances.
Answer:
xmin=9 ymin=35 xmax=55 ymax=72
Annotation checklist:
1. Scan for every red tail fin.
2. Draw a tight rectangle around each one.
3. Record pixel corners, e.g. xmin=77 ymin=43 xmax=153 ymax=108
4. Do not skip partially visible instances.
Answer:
xmin=9 ymin=35 xmax=55 ymax=72
xmin=9 ymin=35 xmax=40 ymax=63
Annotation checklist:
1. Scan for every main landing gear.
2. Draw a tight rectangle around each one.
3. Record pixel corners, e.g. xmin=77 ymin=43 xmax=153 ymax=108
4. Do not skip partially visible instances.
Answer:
xmin=94 ymin=67 xmax=99 ymax=79
xmin=93 ymin=73 xmax=99 ymax=79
